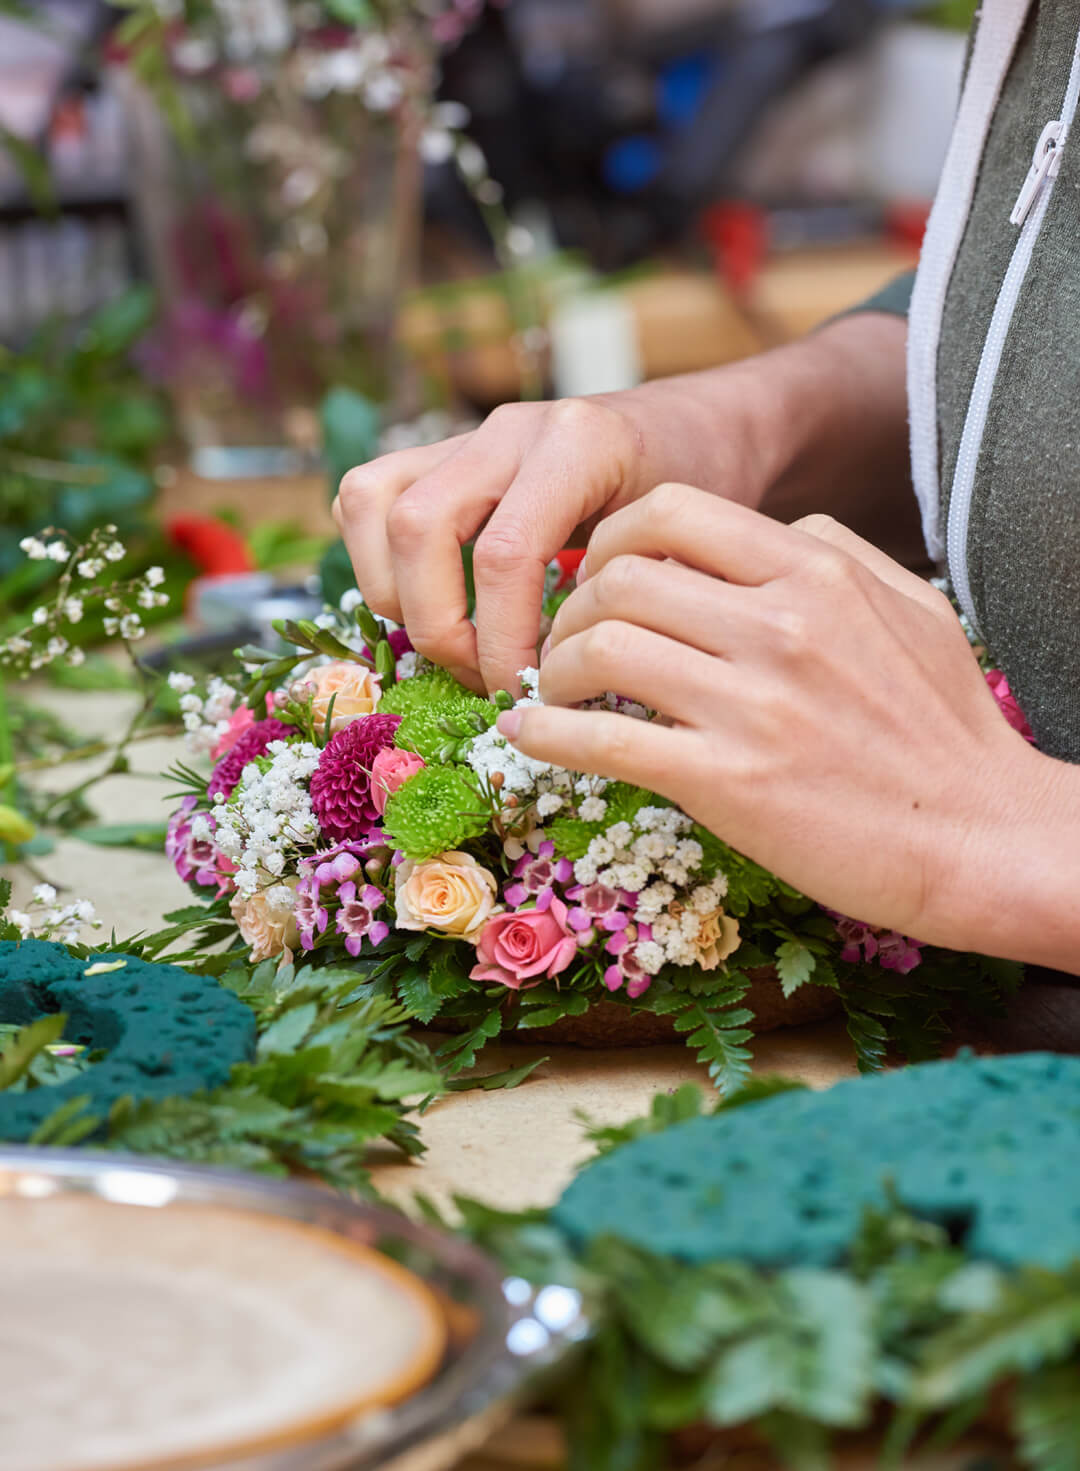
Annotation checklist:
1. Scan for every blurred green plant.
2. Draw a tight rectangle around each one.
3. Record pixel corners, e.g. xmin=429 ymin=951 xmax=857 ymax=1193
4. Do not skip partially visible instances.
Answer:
xmin=0 ymin=288 xmax=169 ymax=570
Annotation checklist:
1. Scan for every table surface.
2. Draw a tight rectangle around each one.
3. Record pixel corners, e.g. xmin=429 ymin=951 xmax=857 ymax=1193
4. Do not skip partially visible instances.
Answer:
xmin=14 ymin=689 xmax=1000 ymax=1470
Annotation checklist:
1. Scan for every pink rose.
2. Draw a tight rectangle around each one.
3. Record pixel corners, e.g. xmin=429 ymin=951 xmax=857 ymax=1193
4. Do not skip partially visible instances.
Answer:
xmin=370 ymin=747 xmax=425 ymax=817
xmin=470 ymin=897 xmax=579 ymax=991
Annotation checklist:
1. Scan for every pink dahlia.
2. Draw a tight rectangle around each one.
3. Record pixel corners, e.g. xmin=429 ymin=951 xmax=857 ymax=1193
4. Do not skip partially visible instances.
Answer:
xmin=208 ymin=717 xmax=285 ymax=799
xmin=309 ymin=713 xmax=401 ymax=843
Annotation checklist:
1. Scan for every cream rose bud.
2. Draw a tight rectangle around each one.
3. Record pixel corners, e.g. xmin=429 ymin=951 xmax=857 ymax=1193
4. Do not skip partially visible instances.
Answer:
xmin=230 ymin=884 xmax=300 ymax=963
xmin=696 ymin=910 xmax=741 ymax=971
xmin=394 ymin=851 xmax=499 ymax=943
xmin=308 ymin=661 xmax=381 ymax=735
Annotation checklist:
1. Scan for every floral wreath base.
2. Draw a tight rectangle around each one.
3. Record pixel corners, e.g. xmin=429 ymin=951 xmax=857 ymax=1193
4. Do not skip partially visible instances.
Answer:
xmin=431 ymin=968 xmax=841 ymax=1049
xmin=0 ymin=939 xmax=255 ymax=1140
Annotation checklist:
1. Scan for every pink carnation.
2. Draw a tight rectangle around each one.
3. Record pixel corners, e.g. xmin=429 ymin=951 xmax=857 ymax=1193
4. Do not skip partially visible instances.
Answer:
xmin=470 ymin=897 xmax=579 ymax=990
xmin=985 ymin=669 xmax=1035 ymax=743
xmin=309 ymin=713 xmax=401 ymax=842
xmin=370 ymin=747 xmax=425 ymax=817
xmin=208 ymin=717 xmax=285 ymax=799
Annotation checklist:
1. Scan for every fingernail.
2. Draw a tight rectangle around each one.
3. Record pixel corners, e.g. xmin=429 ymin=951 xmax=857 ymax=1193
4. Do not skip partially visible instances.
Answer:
xmin=576 ymin=555 xmax=588 ymax=584
xmin=497 ymin=710 xmax=523 ymax=741
xmin=540 ymin=634 xmax=552 ymax=662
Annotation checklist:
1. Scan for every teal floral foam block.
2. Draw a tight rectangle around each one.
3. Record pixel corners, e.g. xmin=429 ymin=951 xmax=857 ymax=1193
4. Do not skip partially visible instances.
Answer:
xmin=554 ymin=1051 xmax=1080 ymax=1270
xmin=0 ymin=939 xmax=256 ymax=1139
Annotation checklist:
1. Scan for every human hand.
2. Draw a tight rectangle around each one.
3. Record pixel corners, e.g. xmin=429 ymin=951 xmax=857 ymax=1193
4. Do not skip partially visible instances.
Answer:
xmin=497 ymin=485 xmax=1051 ymax=949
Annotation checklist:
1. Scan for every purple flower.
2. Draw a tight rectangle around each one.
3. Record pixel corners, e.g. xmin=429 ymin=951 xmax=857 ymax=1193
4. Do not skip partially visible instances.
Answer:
xmin=208 ymin=718 xmax=284 ymax=800
xmin=166 ymin=796 xmax=232 ymax=897
xmin=295 ymin=839 xmax=386 ymax=951
xmin=309 ymin=713 xmax=401 ymax=843
xmin=336 ymin=881 xmax=390 ymax=956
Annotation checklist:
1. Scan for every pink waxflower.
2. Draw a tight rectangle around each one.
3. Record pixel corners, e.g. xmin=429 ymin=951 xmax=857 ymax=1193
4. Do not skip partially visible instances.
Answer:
xmin=212 ymin=703 xmax=255 ymax=760
xmin=603 ymin=947 xmax=653 ymax=1001
xmin=370 ymin=747 xmax=425 ymax=817
xmin=565 ymin=882 xmax=627 ymax=934
xmin=166 ymin=796 xmax=233 ymax=898
xmin=336 ymin=881 xmax=390 ymax=956
xmin=826 ymin=909 xmax=924 ymax=974
xmin=503 ymin=840 xmax=575 ymax=908
xmin=986 ymin=669 xmax=1035 ymax=743
xmin=470 ymin=897 xmax=579 ymax=990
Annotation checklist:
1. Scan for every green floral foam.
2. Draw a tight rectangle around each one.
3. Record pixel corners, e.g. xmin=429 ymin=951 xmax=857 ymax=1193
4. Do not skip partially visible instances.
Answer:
xmin=554 ymin=1051 xmax=1080 ymax=1269
xmin=0 ymin=939 xmax=256 ymax=1140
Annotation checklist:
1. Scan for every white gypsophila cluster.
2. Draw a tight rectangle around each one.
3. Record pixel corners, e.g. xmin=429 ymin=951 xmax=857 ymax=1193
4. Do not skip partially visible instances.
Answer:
xmin=213 ymin=740 xmax=321 ymax=896
xmin=571 ymin=804 xmax=730 ymax=971
xmin=172 ymin=674 xmax=240 ymax=756
xmin=10 ymin=885 xmax=99 ymax=944
xmin=467 ymin=674 xmax=567 ymax=797
xmin=4 ymin=530 xmax=166 ymax=674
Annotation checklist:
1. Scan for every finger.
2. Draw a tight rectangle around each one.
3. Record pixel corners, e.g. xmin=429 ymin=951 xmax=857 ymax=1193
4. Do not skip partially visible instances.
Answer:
xmin=471 ymin=402 xmax=646 ymax=693
xmin=579 ymin=483 xmax=821 ymax=588
xmin=791 ymin=513 xmax=946 ymax=614
xmin=549 ymin=554 xmax=740 ymax=659
xmin=388 ymin=430 xmax=528 ymax=677
xmin=334 ymin=436 xmax=471 ymax=620
xmin=538 ymin=621 xmax=724 ymax=726
xmin=497 ymin=703 xmax=691 ymax=796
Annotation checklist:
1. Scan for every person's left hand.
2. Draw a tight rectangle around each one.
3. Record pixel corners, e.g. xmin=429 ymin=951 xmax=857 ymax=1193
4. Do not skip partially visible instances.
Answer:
xmin=496 ymin=484 xmax=1052 ymax=948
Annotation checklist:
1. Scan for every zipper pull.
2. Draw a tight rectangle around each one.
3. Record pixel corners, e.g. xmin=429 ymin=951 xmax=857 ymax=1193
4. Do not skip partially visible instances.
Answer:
xmin=1011 ymin=119 xmax=1065 ymax=226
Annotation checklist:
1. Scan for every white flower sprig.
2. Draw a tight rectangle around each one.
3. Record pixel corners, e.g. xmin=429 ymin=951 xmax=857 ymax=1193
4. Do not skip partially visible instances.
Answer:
xmin=2 ymin=526 xmax=169 ymax=676
xmin=9 ymin=884 xmax=101 ymax=945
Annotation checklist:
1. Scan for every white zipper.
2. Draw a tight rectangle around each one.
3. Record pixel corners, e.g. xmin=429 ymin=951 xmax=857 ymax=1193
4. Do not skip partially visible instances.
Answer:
xmin=947 ymin=32 xmax=1080 ymax=633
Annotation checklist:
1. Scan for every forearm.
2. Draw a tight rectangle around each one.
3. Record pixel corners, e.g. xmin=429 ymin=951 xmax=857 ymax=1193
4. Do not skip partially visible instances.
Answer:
xmin=607 ymin=314 xmax=918 ymax=557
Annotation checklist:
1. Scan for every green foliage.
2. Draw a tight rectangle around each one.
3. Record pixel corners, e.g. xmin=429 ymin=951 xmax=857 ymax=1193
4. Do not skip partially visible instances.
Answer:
xmin=381 ymin=764 xmax=490 ymax=859
xmin=95 ymin=959 xmax=448 ymax=1189
xmin=643 ymin=981 xmax=754 ymax=1095
xmin=451 ymin=1087 xmax=1080 ymax=1469
xmin=775 ymin=940 xmax=817 ymax=996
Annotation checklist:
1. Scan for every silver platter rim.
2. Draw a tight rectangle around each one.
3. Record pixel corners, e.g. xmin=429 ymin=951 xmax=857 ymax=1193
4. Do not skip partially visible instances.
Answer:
xmin=0 ymin=1146 xmax=590 ymax=1471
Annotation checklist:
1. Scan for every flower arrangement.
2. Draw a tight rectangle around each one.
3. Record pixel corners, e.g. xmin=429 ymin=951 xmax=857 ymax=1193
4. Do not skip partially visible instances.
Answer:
xmin=165 ymin=570 xmax=1023 ymax=1089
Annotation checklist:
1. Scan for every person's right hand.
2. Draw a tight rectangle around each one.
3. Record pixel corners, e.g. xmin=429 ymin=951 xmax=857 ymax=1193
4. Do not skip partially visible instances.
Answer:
xmin=331 ymin=316 xmax=911 ymax=694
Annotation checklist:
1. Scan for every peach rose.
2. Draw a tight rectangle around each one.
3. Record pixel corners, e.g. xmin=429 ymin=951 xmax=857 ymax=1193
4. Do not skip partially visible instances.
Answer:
xmin=230 ymin=884 xmax=300 ymax=963
xmin=693 ymin=908 xmax=741 ymax=971
xmin=371 ymin=747 xmax=425 ymax=817
xmin=394 ymin=851 xmax=499 ymax=942
xmin=309 ymin=661 xmax=381 ymax=736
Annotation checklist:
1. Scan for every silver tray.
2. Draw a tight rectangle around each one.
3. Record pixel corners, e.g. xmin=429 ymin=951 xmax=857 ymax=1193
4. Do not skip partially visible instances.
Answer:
xmin=0 ymin=1148 xmax=590 ymax=1471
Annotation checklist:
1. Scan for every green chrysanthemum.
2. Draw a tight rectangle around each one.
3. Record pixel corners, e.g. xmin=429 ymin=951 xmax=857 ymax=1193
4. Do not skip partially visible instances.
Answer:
xmin=382 ymin=765 xmax=490 ymax=859
xmin=377 ymin=669 xmax=473 ymax=717
xmin=394 ymin=695 xmax=496 ymax=763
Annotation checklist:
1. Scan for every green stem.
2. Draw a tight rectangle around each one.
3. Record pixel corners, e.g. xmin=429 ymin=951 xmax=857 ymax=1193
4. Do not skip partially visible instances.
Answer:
xmin=0 ymin=676 xmax=15 ymax=806
xmin=37 ymin=693 xmax=159 ymax=820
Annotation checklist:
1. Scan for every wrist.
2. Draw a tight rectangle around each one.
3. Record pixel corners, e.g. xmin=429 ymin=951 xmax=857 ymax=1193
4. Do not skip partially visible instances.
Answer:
xmin=927 ymin=743 xmax=1080 ymax=973
xmin=600 ymin=313 xmax=907 ymax=513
